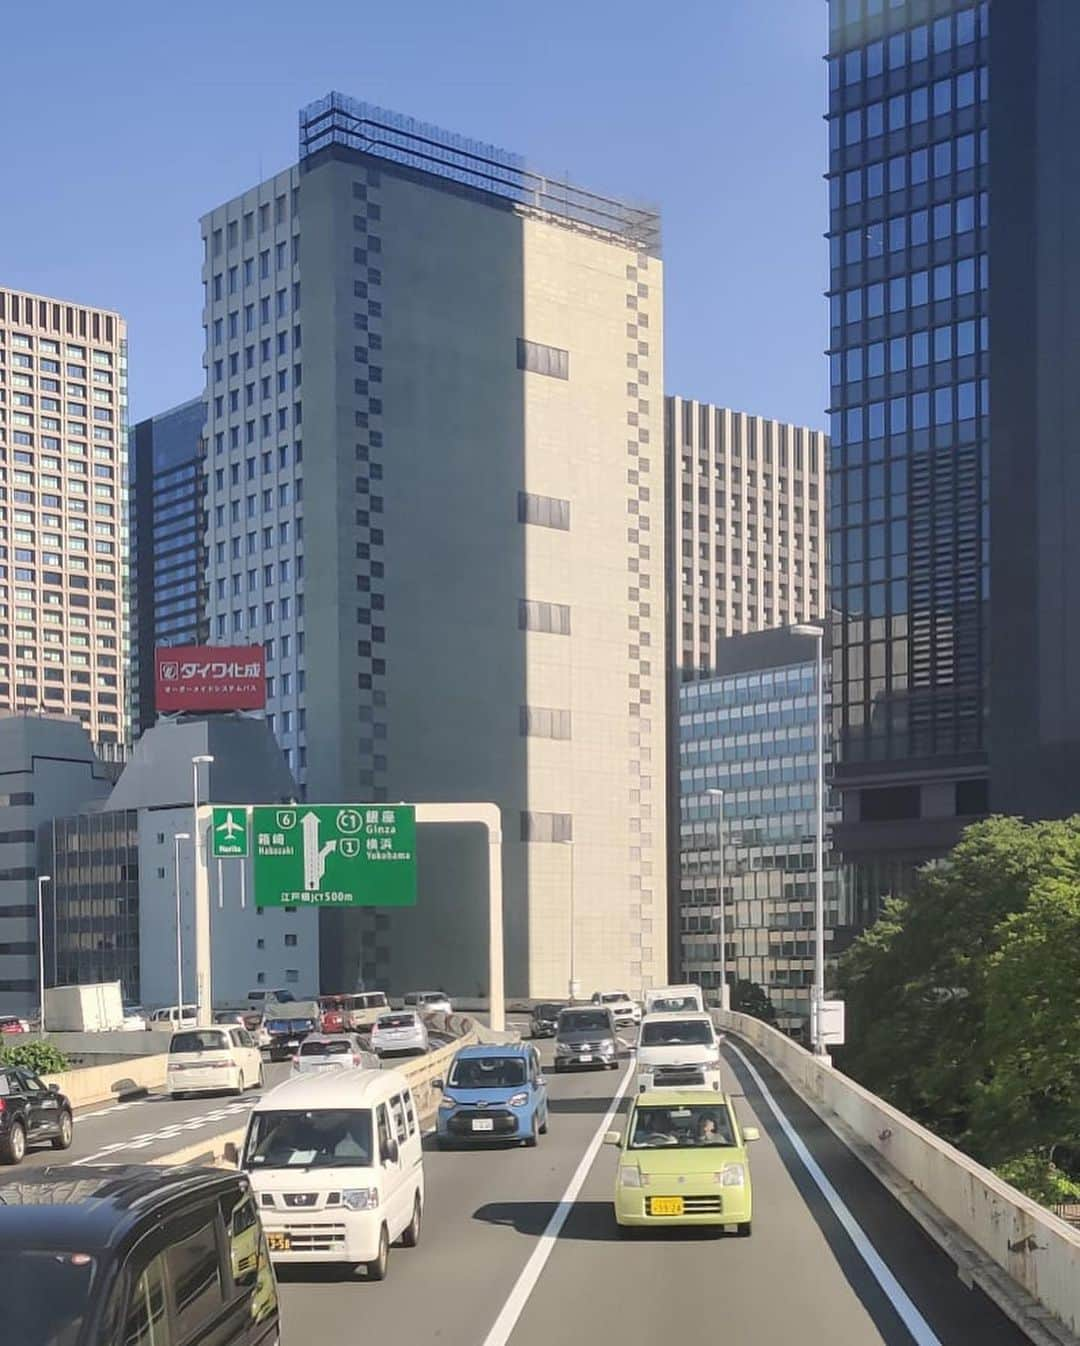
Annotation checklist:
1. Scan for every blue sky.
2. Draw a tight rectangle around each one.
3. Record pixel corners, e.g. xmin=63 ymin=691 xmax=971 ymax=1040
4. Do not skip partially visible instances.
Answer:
xmin=2 ymin=0 xmax=828 ymax=427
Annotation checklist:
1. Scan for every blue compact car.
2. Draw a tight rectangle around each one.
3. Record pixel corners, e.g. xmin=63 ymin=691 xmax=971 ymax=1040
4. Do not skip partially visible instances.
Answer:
xmin=435 ymin=1043 xmax=549 ymax=1148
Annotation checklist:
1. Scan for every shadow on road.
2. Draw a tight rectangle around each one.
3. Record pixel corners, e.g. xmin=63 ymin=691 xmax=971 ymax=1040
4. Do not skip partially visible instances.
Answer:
xmin=545 ymin=1096 xmax=623 ymax=1116
xmin=274 ymin=1264 xmax=367 ymax=1285
xmin=472 ymin=1200 xmax=729 ymax=1242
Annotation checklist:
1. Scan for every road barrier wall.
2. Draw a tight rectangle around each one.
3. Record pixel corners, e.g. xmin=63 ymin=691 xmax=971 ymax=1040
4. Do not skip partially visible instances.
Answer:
xmin=44 ymin=1053 xmax=168 ymax=1108
xmin=716 ymin=1009 xmax=1080 ymax=1343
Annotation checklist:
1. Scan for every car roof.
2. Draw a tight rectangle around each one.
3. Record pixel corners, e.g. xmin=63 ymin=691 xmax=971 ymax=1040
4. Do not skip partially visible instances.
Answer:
xmin=0 ymin=1165 xmax=245 ymax=1253
xmin=302 ymin=1033 xmax=360 ymax=1045
xmin=253 ymin=1066 xmax=409 ymax=1111
xmin=632 ymin=1089 xmax=735 ymax=1108
xmin=639 ymin=1010 xmax=713 ymax=1024
xmin=453 ymin=1043 xmax=532 ymax=1060
xmin=377 ymin=1009 xmax=419 ymax=1020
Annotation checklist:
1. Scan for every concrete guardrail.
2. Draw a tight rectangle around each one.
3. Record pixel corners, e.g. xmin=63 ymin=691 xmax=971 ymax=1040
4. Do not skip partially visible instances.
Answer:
xmin=151 ymin=1030 xmax=481 ymax=1170
xmin=716 ymin=1009 xmax=1080 ymax=1346
xmin=44 ymin=1053 xmax=168 ymax=1108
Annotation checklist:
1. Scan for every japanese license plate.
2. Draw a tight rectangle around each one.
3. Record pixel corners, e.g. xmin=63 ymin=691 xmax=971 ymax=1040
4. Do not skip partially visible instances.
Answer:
xmin=471 ymin=1118 xmax=495 ymax=1132
xmin=650 ymin=1197 xmax=684 ymax=1217
xmin=578 ymin=1053 xmax=592 ymax=1063
xmin=267 ymin=1232 xmax=291 ymax=1252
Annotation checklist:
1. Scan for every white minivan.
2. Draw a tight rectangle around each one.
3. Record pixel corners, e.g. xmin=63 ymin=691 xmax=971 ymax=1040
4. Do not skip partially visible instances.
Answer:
xmin=167 ymin=1025 xmax=264 ymax=1099
xmin=635 ymin=1011 xmax=723 ymax=1093
xmin=241 ymin=1067 xmax=424 ymax=1281
xmin=643 ymin=983 xmax=705 ymax=1016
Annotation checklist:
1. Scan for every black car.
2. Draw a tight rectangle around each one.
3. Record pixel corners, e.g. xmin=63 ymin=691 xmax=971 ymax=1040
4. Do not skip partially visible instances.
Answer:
xmin=0 ymin=1164 xmax=279 ymax=1345
xmin=0 ymin=1065 xmax=73 ymax=1165
xmin=530 ymin=1002 xmax=565 ymax=1039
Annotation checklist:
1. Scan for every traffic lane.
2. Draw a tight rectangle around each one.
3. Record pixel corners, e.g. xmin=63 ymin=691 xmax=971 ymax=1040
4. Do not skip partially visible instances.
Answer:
xmin=722 ymin=1041 xmax=1031 ymax=1346
xmin=276 ymin=1044 xmax=633 ymax=1346
xmin=14 ymin=1063 xmax=292 ymax=1170
xmin=499 ymin=1044 xmax=1029 ymax=1346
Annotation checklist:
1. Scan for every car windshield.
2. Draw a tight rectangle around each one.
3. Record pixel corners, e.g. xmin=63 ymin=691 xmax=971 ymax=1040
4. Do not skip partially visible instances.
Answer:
xmin=170 ymin=1030 xmax=229 ymax=1053
xmin=600 ymin=993 xmax=628 ymax=1003
xmin=629 ymin=1104 xmax=736 ymax=1149
xmin=245 ymin=1108 xmax=374 ymax=1169
xmin=559 ymin=1011 xmax=609 ymax=1032
xmin=449 ymin=1057 xmax=526 ymax=1088
xmin=640 ymin=1020 xmax=714 ymax=1046
xmin=0 ymin=1250 xmax=96 ymax=1346
xmin=300 ymin=1038 xmax=352 ymax=1056
xmin=534 ymin=1004 xmax=562 ymax=1017
xmin=378 ymin=1015 xmax=416 ymax=1029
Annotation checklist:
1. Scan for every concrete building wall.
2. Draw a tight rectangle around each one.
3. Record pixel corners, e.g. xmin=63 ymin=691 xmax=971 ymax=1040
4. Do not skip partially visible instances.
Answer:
xmin=0 ymin=288 xmax=128 ymax=746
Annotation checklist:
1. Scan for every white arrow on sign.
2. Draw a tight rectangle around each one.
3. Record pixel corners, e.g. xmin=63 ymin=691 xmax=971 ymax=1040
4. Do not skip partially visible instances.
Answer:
xmin=302 ymin=811 xmax=337 ymax=890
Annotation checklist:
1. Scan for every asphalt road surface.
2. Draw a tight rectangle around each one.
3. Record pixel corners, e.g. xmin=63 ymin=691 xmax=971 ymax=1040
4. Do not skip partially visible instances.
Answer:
xmin=274 ymin=1034 xmax=1032 ymax=1346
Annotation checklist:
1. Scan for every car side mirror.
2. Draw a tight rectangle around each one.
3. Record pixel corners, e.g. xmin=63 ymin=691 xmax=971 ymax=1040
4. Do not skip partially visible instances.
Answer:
xmin=538 ymin=1076 xmax=547 ymax=1086
xmin=384 ymin=1140 xmax=399 ymax=1165
xmin=433 ymin=1078 xmax=444 ymax=1092
xmin=47 ymin=1083 xmax=60 ymax=1094
xmin=602 ymin=1130 xmax=622 ymax=1146
xmin=223 ymin=1141 xmax=240 ymax=1166
xmin=743 ymin=1127 xmax=760 ymax=1142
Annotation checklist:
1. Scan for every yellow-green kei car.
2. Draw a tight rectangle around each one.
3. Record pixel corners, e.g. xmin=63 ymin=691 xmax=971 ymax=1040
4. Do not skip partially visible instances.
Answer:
xmin=605 ymin=1090 xmax=759 ymax=1236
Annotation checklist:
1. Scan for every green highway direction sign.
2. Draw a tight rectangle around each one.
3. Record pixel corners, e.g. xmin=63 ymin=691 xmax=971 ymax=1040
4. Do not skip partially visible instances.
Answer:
xmin=252 ymin=805 xmax=417 ymax=908
xmin=211 ymin=806 xmax=249 ymax=858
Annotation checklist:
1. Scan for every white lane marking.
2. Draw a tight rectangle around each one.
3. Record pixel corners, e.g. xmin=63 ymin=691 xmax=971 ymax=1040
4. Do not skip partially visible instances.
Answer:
xmin=79 ymin=1099 xmax=258 ymax=1164
xmin=480 ymin=1059 xmax=635 ymax=1346
xmin=726 ymin=1043 xmax=943 ymax=1346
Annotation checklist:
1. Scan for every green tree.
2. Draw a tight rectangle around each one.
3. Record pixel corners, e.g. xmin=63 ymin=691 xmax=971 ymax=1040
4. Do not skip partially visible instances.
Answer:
xmin=731 ymin=979 xmax=777 ymax=1024
xmin=838 ymin=816 xmax=1080 ymax=1149
xmin=993 ymin=1151 xmax=1080 ymax=1207
xmin=1 ymin=1041 xmax=70 ymax=1076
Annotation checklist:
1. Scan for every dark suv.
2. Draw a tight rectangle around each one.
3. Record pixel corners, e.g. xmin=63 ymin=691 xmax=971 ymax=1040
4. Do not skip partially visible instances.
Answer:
xmin=0 ymin=1065 xmax=73 ymax=1164
xmin=0 ymin=1164 xmax=279 ymax=1345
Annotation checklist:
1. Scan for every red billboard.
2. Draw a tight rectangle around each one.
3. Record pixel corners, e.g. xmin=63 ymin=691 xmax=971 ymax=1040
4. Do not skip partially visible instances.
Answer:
xmin=155 ymin=644 xmax=267 ymax=713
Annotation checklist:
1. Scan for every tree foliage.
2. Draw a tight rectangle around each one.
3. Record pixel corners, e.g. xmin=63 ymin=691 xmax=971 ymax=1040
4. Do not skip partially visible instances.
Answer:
xmin=1 ymin=1041 xmax=70 ymax=1075
xmin=837 ymin=816 xmax=1080 ymax=1201
xmin=731 ymin=979 xmax=777 ymax=1024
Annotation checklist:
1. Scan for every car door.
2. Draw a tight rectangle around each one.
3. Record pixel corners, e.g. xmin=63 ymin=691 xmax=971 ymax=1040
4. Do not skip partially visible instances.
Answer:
xmin=376 ymin=1102 xmax=406 ymax=1236
xmin=530 ymin=1048 xmax=548 ymax=1122
xmin=14 ymin=1068 xmax=59 ymax=1137
xmin=236 ymin=1029 xmax=260 ymax=1081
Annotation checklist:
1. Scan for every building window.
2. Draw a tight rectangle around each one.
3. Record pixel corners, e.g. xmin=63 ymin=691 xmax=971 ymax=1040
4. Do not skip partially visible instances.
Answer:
xmin=518 ymin=599 xmax=571 ymax=635
xmin=285 ymin=969 xmax=299 ymax=984
xmin=516 ymin=338 xmax=569 ymax=381
xmin=518 ymin=491 xmax=570 ymax=531
xmin=520 ymin=811 xmax=573 ymax=843
xmin=520 ymin=706 xmax=572 ymax=740
xmin=284 ymin=933 xmax=298 ymax=947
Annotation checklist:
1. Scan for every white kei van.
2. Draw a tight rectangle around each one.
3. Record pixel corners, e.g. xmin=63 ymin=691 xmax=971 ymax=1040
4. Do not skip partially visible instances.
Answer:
xmin=241 ymin=1067 xmax=423 ymax=1280
xmin=635 ymin=1011 xmax=723 ymax=1094
xmin=643 ymin=984 xmax=705 ymax=1016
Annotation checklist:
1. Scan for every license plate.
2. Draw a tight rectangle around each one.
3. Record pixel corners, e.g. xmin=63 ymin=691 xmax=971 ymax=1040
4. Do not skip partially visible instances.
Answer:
xmin=471 ymin=1118 xmax=495 ymax=1132
xmin=650 ymin=1197 xmax=684 ymax=1217
xmin=578 ymin=1053 xmax=592 ymax=1063
xmin=267 ymin=1232 xmax=291 ymax=1252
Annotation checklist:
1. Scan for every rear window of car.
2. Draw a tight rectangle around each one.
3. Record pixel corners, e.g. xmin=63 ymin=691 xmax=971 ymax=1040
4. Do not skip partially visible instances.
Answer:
xmin=171 ymin=1030 xmax=230 ymax=1054
xmin=378 ymin=1014 xmax=416 ymax=1029
xmin=300 ymin=1039 xmax=351 ymax=1056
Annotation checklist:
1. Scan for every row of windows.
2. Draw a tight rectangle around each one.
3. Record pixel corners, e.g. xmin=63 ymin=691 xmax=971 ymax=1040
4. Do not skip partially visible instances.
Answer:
xmin=518 ymin=490 xmax=570 ymax=531
xmin=829 ymin=5 xmax=986 ymax=59
xmin=682 ymin=732 xmax=817 ymax=767
xmin=209 ymin=193 xmax=295 ymax=255
xmin=214 ymin=596 xmax=302 ymax=638
xmin=519 ymin=705 xmax=572 ymax=740
xmin=209 ymin=238 xmax=299 ymax=298
xmin=520 ymin=811 xmax=573 ymax=842
xmin=680 ymin=666 xmax=816 ymax=709
xmin=832 ymin=143 xmax=987 ymax=222
xmin=212 ymin=480 xmax=302 ymax=526
xmin=211 ymin=333 xmax=297 ymax=385
xmin=834 ymin=381 xmax=987 ymax=444
xmin=832 ymin=318 xmax=988 ymax=385
xmin=830 ymin=255 xmax=987 ymax=326
xmin=832 ymin=68 xmax=986 ymax=151
xmin=214 ymin=558 xmax=304 ymax=597
xmin=517 ymin=338 xmax=569 ymax=381
xmin=518 ymin=599 xmax=571 ymax=636
xmin=214 ymin=521 xmax=303 ymax=564
xmin=682 ymin=784 xmax=820 ymax=818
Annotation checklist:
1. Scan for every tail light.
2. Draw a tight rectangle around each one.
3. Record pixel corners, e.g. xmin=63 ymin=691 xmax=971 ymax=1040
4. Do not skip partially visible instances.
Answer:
xmin=0 ymin=1098 xmax=6 ymax=1112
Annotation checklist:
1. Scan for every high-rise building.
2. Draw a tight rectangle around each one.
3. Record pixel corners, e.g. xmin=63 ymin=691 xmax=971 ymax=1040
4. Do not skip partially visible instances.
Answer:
xmin=666 ymin=398 xmax=827 ymax=680
xmin=129 ymin=398 xmax=208 ymax=739
xmin=0 ymin=288 xmax=128 ymax=745
xmin=201 ymin=93 xmax=667 ymax=997
xmin=823 ymin=2 xmax=1080 ymax=920
xmin=675 ymin=629 xmax=844 ymax=1035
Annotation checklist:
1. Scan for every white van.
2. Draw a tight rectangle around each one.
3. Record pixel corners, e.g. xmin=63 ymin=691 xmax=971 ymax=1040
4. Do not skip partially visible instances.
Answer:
xmin=241 ymin=1067 xmax=424 ymax=1281
xmin=167 ymin=1025 xmax=264 ymax=1098
xmin=643 ymin=983 xmax=705 ymax=1016
xmin=635 ymin=1011 xmax=722 ymax=1093
xmin=149 ymin=1004 xmax=198 ymax=1032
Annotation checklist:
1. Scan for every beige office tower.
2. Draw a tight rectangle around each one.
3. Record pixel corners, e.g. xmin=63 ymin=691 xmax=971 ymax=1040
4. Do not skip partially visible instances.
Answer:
xmin=0 ymin=288 xmax=128 ymax=746
xmin=667 ymin=397 xmax=827 ymax=674
xmin=200 ymin=95 xmax=666 ymax=997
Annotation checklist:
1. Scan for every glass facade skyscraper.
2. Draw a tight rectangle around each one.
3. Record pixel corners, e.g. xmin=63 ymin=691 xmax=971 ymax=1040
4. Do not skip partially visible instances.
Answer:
xmin=677 ymin=629 xmax=843 ymax=1036
xmin=827 ymin=0 xmax=992 ymax=919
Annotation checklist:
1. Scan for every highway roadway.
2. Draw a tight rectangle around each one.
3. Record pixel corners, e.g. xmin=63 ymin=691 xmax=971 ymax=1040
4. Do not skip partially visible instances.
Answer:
xmin=273 ymin=1035 xmax=1032 ymax=1346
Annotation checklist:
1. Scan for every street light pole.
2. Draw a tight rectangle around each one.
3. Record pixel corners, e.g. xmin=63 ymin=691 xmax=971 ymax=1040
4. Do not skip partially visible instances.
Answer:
xmin=561 ymin=838 xmax=577 ymax=1002
xmin=173 ymin=833 xmax=190 ymax=1020
xmin=36 ymin=874 xmax=50 ymax=1037
xmin=191 ymin=755 xmax=214 ymax=1027
xmin=792 ymin=623 xmax=826 ymax=1055
xmin=706 ymin=789 xmax=728 ymax=1010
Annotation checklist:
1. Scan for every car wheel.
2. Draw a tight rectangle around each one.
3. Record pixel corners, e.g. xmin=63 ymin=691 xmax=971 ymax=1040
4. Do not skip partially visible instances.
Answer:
xmin=400 ymin=1193 xmax=422 ymax=1248
xmin=366 ymin=1224 xmax=390 ymax=1280
xmin=736 ymin=1221 xmax=752 ymax=1238
xmin=1 ymin=1121 xmax=26 ymax=1165
xmin=255 ymin=1065 xmax=264 ymax=1089
xmin=436 ymin=1136 xmax=454 ymax=1151
xmin=539 ymin=1112 xmax=548 ymax=1136
xmin=554 ymin=1060 xmax=565 ymax=1074
xmin=51 ymin=1110 xmax=74 ymax=1150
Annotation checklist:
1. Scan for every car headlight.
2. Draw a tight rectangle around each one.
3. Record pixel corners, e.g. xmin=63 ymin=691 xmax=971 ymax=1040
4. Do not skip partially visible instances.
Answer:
xmin=507 ymin=1091 xmax=529 ymax=1107
xmin=618 ymin=1166 xmax=645 ymax=1188
xmin=555 ymin=1042 xmax=572 ymax=1055
xmin=438 ymin=1094 xmax=461 ymax=1109
xmin=716 ymin=1163 xmax=745 ymax=1187
xmin=600 ymin=1039 xmax=614 ymax=1051
xmin=341 ymin=1188 xmax=379 ymax=1211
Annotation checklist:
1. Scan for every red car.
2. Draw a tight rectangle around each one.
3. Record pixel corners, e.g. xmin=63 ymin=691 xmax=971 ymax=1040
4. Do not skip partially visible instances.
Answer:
xmin=0 ymin=1016 xmax=29 ymax=1035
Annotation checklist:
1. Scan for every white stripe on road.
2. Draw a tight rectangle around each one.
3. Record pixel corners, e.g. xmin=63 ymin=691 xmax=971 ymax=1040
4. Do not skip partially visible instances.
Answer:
xmin=480 ymin=1059 xmax=635 ymax=1346
xmin=726 ymin=1042 xmax=943 ymax=1346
